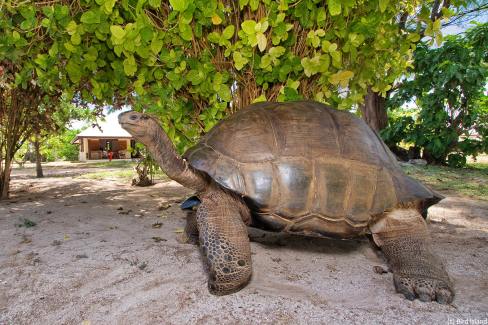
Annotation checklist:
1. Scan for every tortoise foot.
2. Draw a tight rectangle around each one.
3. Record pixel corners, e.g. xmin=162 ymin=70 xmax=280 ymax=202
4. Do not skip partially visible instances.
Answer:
xmin=393 ymin=274 xmax=454 ymax=304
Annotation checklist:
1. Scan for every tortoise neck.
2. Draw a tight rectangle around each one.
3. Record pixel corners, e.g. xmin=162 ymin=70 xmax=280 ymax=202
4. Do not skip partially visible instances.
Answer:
xmin=145 ymin=126 xmax=208 ymax=192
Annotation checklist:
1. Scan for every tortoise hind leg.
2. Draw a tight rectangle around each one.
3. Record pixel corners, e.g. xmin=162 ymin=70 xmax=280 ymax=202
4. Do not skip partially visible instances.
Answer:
xmin=197 ymin=189 xmax=252 ymax=295
xmin=177 ymin=210 xmax=199 ymax=245
xmin=369 ymin=208 xmax=454 ymax=304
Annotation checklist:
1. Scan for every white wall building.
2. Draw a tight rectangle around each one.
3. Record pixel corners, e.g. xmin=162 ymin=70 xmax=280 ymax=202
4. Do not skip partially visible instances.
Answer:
xmin=71 ymin=121 xmax=134 ymax=161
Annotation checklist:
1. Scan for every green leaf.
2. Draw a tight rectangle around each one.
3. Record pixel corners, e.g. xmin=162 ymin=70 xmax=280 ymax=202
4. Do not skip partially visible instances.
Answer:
xmin=433 ymin=19 xmax=441 ymax=32
xmin=252 ymin=94 xmax=266 ymax=103
xmin=256 ymin=33 xmax=267 ymax=52
xmin=329 ymin=70 xmax=354 ymax=88
xmin=84 ymin=47 xmax=98 ymax=61
xmin=269 ymin=46 xmax=285 ymax=57
xmin=222 ymin=25 xmax=235 ymax=40
xmin=256 ymin=21 xmax=269 ymax=33
xmin=207 ymin=32 xmax=220 ymax=43
xmin=71 ymin=33 xmax=81 ymax=45
xmin=242 ymin=20 xmax=257 ymax=35
xmin=80 ymin=10 xmax=101 ymax=24
xmin=110 ymin=26 xmax=126 ymax=45
xmin=150 ymin=38 xmax=164 ymax=54
xmin=123 ymin=55 xmax=137 ymax=76
xmin=41 ymin=18 xmax=51 ymax=28
xmin=327 ymin=0 xmax=341 ymax=16
xmin=186 ymin=70 xmax=205 ymax=85
xmin=378 ymin=0 xmax=389 ymax=13
xmin=407 ymin=32 xmax=420 ymax=42
xmin=317 ymin=8 xmax=327 ymax=23
xmin=64 ymin=41 xmax=77 ymax=53
xmin=66 ymin=21 xmax=78 ymax=35
xmin=149 ymin=0 xmax=161 ymax=8
xmin=330 ymin=50 xmax=342 ymax=68
xmin=48 ymin=42 xmax=58 ymax=57
xmin=179 ymin=23 xmax=193 ymax=41
xmin=35 ymin=54 xmax=49 ymax=70
xmin=233 ymin=51 xmax=249 ymax=70
xmin=139 ymin=27 xmax=154 ymax=43
xmin=249 ymin=0 xmax=259 ymax=11
xmin=169 ymin=0 xmax=189 ymax=12
xmin=217 ymin=85 xmax=232 ymax=102
xmin=154 ymin=69 xmax=165 ymax=80
xmin=66 ymin=60 xmax=82 ymax=82
xmin=103 ymin=0 xmax=116 ymax=13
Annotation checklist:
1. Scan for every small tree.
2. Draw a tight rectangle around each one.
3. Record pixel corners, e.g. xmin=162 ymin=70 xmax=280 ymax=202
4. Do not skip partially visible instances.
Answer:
xmin=382 ymin=23 xmax=488 ymax=166
xmin=0 ymin=80 xmax=58 ymax=198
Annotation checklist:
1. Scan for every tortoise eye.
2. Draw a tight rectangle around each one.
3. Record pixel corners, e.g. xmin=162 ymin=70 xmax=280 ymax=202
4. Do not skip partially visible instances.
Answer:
xmin=130 ymin=114 xmax=138 ymax=120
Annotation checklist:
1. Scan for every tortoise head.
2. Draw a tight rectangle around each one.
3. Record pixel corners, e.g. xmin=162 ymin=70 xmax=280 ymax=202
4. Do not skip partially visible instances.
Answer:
xmin=118 ymin=111 xmax=159 ymax=141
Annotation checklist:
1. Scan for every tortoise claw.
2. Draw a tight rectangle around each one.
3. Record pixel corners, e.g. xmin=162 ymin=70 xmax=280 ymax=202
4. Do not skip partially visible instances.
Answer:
xmin=394 ymin=274 xmax=454 ymax=304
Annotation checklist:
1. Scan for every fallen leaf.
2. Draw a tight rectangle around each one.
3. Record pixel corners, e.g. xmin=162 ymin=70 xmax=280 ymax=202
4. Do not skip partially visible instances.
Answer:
xmin=152 ymin=222 xmax=163 ymax=228
xmin=152 ymin=236 xmax=167 ymax=243
xmin=158 ymin=203 xmax=172 ymax=210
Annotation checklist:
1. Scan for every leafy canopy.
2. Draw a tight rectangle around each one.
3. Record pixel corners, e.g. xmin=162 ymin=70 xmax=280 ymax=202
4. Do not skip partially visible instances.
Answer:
xmin=382 ymin=23 xmax=488 ymax=167
xmin=1 ymin=0 xmax=450 ymax=151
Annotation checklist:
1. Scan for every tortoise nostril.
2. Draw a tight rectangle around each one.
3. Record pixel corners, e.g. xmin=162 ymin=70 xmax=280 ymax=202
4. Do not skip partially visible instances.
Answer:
xmin=130 ymin=114 xmax=138 ymax=121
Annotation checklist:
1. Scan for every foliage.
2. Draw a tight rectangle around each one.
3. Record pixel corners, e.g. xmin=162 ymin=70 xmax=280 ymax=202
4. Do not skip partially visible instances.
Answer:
xmin=41 ymin=129 xmax=80 ymax=161
xmin=382 ymin=23 xmax=488 ymax=166
xmin=1 ymin=0 xmax=453 ymax=152
xmin=0 ymin=82 xmax=55 ymax=197
xmin=36 ymin=100 xmax=93 ymax=162
xmin=130 ymin=143 xmax=159 ymax=186
xmin=13 ymin=100 xmax=94 ymax=162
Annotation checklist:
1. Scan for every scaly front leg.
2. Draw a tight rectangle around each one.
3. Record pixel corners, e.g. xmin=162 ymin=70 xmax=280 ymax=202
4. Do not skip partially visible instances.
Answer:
xmin=370 ymin=208 xmax=454 ymax=304
xmin=196 ymin=189 xmax=252 ymax=295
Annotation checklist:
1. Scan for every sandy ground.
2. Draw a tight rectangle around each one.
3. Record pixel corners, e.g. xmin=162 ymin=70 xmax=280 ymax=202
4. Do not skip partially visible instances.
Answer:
xmin=0 ymin=163 xmax=487 ymax=324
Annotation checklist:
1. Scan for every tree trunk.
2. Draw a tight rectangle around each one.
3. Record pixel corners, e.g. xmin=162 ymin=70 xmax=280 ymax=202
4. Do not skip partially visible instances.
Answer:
xmin=0 ymin=155 xmax=12 ymax=200
xmin=34 ymin=138 xmax=43 ymax=178
xmin=360 ymin=87 xmax=388 ymax=132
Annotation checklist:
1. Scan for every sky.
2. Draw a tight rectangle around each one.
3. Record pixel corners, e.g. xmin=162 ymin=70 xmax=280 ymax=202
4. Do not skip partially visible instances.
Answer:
xmin=70 ymin=105 xmax=131 ymax=130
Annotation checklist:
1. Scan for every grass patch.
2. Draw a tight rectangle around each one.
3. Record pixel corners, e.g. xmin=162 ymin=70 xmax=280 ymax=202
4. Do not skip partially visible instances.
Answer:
xmin=401 ymin=162 xmax=488 ymax=201
xmin=87 ymin=160 xmax=136 ymax=168
xmin=77 ymin=167 xmax=168 ymax=182
xmin=78 ymin=169 xmax=135 ymax=182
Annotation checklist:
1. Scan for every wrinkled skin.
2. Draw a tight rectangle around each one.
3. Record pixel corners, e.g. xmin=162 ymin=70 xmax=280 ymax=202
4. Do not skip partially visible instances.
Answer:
xmin=370 ymin=208 xmax=454 ymax=303
xmin=119 ymin=109 xmax=454 ymax=303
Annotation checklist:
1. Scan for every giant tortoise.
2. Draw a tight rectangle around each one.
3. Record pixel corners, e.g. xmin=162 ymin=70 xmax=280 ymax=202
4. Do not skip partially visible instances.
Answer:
xmin=119 ymin=101 xmax=454 ymax=303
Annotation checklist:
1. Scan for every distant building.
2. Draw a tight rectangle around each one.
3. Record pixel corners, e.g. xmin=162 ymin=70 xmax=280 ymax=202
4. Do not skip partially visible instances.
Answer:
xmin=71 ymin=121 xmax=134 ymax=161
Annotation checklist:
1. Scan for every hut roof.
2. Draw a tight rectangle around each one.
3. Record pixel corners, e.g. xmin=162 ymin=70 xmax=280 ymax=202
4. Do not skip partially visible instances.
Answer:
xmin=72 ymin=121 xmax=132 ymax=144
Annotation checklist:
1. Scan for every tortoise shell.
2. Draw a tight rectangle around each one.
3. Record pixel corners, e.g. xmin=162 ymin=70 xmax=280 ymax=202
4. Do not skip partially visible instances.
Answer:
xmin=184 ymin=101 xmax=441 ymax=239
